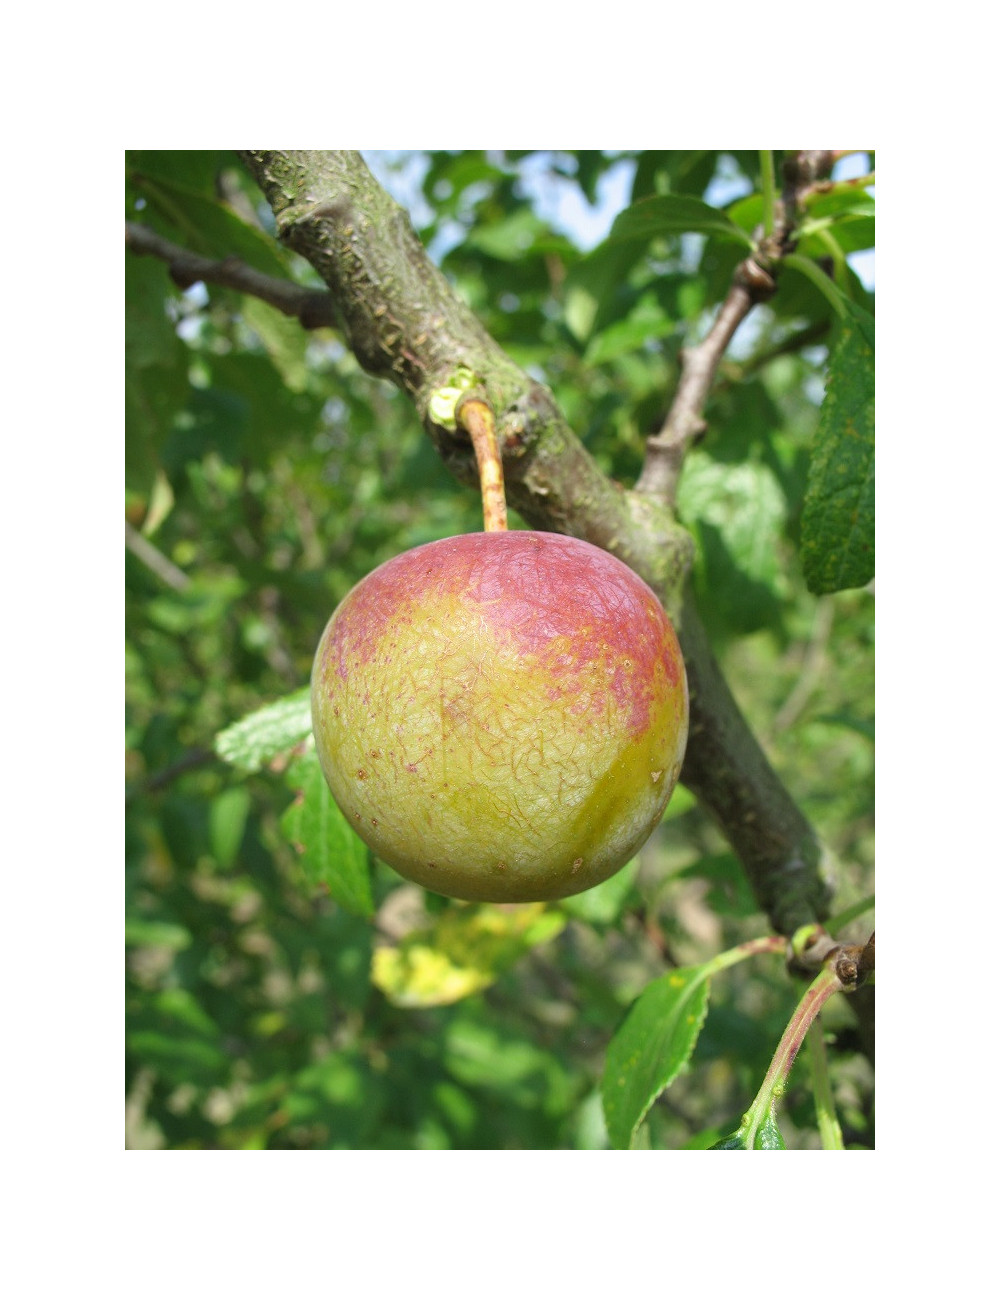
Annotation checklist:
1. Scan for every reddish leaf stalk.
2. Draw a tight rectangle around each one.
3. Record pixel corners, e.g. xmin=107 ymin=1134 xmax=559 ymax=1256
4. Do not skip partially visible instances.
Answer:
xmin=740 ymin=965 xmax=842 ymax=1148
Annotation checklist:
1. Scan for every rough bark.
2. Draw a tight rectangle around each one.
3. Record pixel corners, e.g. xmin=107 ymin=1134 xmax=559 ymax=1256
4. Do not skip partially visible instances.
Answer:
xmin=238 ymin=149 xmax=836 ymax=936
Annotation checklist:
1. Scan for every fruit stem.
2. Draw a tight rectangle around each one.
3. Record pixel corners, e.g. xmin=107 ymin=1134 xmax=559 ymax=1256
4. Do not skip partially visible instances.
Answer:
xmin=457 ymin=396 xmax=508 ymax=533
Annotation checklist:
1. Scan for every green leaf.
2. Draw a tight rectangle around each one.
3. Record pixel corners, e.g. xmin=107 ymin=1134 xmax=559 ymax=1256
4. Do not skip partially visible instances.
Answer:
xmin=602 ymin=964 xmax=712 ymax=1149
xmin=127 ymin=988 xmax=229 ymax=1086
xmin=124 ymin=254 xmax=188 ymax=493
xmin=240 ymin=295 xmax=311 ymax=392
xmin=631 ymin=151 xmax=724 ymax=204
xmin=711 ymin=1110 xmax=787 ymax=1150
xmin=802 ymin=189 xmax=875 ymax=221
xmin=443 ymin=1013 xmax=575 ymax=1112
xmin=711 ymin=1133 xmax=750 ymax=1149
xmin=800 ymin=215 xmax=875 ymax=258
xmin=146 ymin=573 xmax=247 ymax=636
xmin=125 ymin=254 xmax=183 ymax=370
xmin=421 ymin=152 xmax=507 ymax=218
xmin=678 ymin=451 xmax=788 ymax=633
xmin=123 ymin=918 xmax=192 ymax=950
xmin=202 ymin=351 xmax=324 ymax=461
xmin=661 ymin=782 xmax=696 ymax=822
xmin=127 ymin=1031 xmax=228 ymax=1084
xmin=604 ymin=195 xmax=754 ymax=249
xmin=845 ymin=298 xmax=876 ymax=348
xmin=209 ymin=787 xmax=251 ymax=867
xmin=465 ymin=207 xmax=551 ymax=261
xmin=130 ymin=171 xmax=291 ymax=279
xmin=564 ymin=195 xmax=750 ymax=344
xmin=557 ymin=857 xmax=640 ymax=925
xmin=800 ymin=309 xmax=875 ymax=593
xmin=679 ymin=453 xmax=787 ymax=576
xmin=798 ymin=189 xmax=876 ymax=256
xmin=816 ymin=711 xmax=875 ymax=742
xmin=127 ymin=149 xmax=235 ymax=197
xmin=727 ymin=193 xmax=764 ymax=234
xmin=754 ymin=1114 xmax=788 ymax=1149
xmin=563 ymin=242 xmax=647 ymax=343
xmin=733 ymin=189 xmax=876 ymax=268
xmin=583 ymin=294 xmax=675 ymax=366
xmin=281 ymin=749 xmax=374 ymax=918
xmin=214 ymin=688 xmax=312 ymax=773
xmin=676 ymin=853 xmax=758 ymax=919
xmin=278 ymin=1050 xmax=387 ymax=1147
xmin=782 ymin=253 xmax=852 ymax=321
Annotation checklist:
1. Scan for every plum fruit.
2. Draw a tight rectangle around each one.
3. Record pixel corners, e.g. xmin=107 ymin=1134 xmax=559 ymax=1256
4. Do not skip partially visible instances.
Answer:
xmin=311 ymin=530 xmax=689 ymax=902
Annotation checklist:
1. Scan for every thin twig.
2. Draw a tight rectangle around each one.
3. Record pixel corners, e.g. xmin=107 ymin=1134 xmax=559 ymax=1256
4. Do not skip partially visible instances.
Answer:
xmin=771 ymin=596 xmax=835 ymax=736
xmin=633 ymin=271 xmax=768 ymax=502
xmin=126 ymin=748 xmax=217 ymax=802
xmin=634 ymin=150 xmax=837 ymax=507
xmin=125 ymin=520 xmax=190 ymax=591
xmin=125 ymin=221 xmax=337 ymax=329
xmin=802 ymin=171 xmax=875 ymax=200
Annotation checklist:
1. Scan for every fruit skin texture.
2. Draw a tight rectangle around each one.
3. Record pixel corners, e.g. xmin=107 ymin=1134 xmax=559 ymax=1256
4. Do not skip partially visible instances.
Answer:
xmin=311 ymin=531 xmax=689 ymax=903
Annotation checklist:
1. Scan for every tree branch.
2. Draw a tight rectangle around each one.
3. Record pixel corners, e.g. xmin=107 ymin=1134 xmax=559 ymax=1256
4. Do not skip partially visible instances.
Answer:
xmin=125 ymin=220 xmax=337 ymax=329
xmin=674 ymin=597 xmax=833 ymax=935
xmin=633 ymin=265 xmax=772 ymax=503
xmin=230 ymin=149 xmax=834 ymax=935
xmin=236 ymin=151 xmax=695 ymax=611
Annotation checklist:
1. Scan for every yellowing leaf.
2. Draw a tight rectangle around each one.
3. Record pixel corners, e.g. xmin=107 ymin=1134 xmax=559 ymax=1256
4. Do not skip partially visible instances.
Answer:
xmin=373 ymin=902 xmax=565 ymax=1008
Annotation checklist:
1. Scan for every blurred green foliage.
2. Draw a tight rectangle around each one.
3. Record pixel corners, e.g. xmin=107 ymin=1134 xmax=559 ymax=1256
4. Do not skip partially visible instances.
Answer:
xmin=125 ymin=150 xmax=874 ymax=1149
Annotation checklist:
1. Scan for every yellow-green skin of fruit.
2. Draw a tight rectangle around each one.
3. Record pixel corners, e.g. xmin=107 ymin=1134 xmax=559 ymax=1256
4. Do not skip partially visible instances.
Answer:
xmin=311 ymin=531 xmax=689 ymax=903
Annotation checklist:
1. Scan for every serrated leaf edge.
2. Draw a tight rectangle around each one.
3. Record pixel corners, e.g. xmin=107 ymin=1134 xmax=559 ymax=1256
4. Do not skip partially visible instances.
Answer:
xmin=602 ymin=966 xmax=713 ymax=1149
